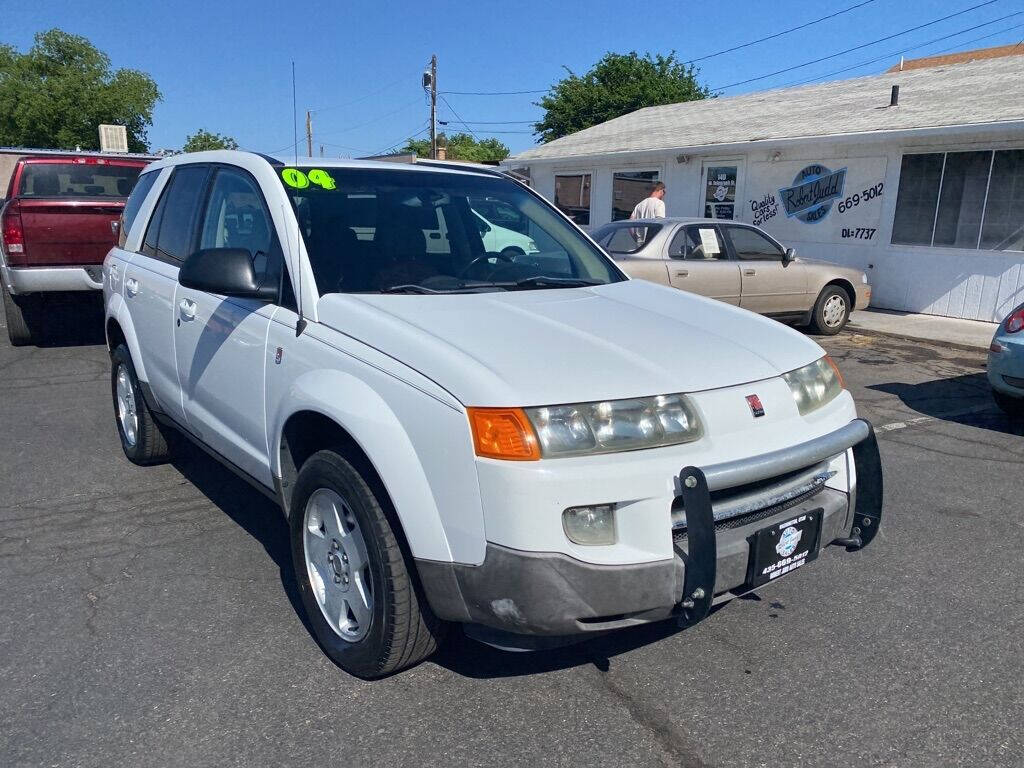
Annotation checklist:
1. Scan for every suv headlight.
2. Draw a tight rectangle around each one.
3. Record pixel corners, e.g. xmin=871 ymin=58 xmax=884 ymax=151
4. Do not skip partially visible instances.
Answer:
xmin=783 ymin=356 xmax=844 ymax=416
xmin=524 ymin=394 xmax=702 ymax=458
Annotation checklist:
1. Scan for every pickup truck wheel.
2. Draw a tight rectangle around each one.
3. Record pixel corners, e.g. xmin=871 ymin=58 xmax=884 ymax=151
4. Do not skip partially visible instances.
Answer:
xmin=290 ymin=450 xmax=446 ymax=678
xmin=110 ymin=344 xmax=171 ymax=465
xmin=809 ymin=285 xmax=850 ymax=335
xmin=2 ymin=285 xmax=35 ymax=346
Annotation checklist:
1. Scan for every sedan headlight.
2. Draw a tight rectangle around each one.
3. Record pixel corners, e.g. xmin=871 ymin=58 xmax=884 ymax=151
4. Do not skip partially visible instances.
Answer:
xmin=783 ymin=356 xmax=844 ymax=416
xmin=524 ymin=393 xmax=702 ymax=458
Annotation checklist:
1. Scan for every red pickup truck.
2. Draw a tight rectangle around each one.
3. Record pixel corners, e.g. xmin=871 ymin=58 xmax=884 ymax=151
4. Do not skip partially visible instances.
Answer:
xmin=0 ymin=154 xmax=153 ymax=345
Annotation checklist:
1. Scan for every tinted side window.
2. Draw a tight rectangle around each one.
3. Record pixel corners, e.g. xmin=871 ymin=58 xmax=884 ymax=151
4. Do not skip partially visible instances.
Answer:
xmin=199 ymin=167 xmax=286 ymax=302
xmin=155 ymin=166 xmax=210 ymax=264
xmin=141 ymin=183 xmax=168 ymax=258
xmin=670 ymin=226 xmax=726 ymax=260
xmin=724 ymin=226 xmax=783 ymax=260
xmin=119 ymin=170 xmax=158 ymax=248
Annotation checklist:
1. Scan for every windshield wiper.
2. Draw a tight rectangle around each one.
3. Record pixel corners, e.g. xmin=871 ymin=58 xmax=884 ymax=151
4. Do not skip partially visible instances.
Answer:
xmin=379 ymin=284 xmax=448 ymax=294
xmin=489 ymin=276 xmax=604 ymax=290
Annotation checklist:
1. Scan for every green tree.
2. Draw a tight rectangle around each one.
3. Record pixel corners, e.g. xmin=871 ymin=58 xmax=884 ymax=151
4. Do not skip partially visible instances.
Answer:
xmin=400 ymin=132 xmax=509 ymax=162
xmin=534 ymin=51 xmax=712 ymax=143
xmin=0 ymin=29 xmax=160 ymax=152
xmin=182 ymin=129 xmax=239 ymax=152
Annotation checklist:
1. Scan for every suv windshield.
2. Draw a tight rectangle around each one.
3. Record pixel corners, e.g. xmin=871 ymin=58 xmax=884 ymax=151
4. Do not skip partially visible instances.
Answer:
xmin=19 ymin=162 xmax=142 ymax=198
xmin=276 ymin=166 xmax=624 ymax=295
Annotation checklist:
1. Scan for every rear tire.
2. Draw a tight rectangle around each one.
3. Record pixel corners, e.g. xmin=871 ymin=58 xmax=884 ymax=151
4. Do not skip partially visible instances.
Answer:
xmin=290 ymin=449 xmax=446 ymax=678
xmin=110 ymin=344 xmax=171 ymax=464
xmin=809 ymin=285 xmax=850 ymax=335
xmin=993 ymin=388 xmax=1024 ymax=419
xmin=2 ymin=285 xmax=35 ymax=346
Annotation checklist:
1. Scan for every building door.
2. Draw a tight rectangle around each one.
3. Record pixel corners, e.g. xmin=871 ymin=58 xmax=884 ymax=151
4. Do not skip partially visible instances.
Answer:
xmin=700 ymin=161 xmax=744 ymax=220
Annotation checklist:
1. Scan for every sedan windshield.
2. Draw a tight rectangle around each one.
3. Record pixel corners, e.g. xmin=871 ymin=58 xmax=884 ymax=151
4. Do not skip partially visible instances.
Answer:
xmin=276 ymin=166 xmax=624 ymax=295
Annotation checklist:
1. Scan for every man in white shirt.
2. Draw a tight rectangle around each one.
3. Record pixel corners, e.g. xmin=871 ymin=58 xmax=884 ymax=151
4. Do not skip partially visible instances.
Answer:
xmin=630 ymin=182 xmax=666 ymax=220
xmin=629 ymin=182 xmax=665 ymax=244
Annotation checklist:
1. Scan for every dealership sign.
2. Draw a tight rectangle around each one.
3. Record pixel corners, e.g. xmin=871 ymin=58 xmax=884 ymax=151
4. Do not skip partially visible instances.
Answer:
xmin=779 ymin=164 xmax=847 ymax=223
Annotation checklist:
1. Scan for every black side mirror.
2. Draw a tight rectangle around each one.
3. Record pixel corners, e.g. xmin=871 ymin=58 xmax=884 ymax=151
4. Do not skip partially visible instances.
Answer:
xmin=178 ymin=248 xmax=276 ymax=301
xmin=477 ymin=219 xmax=491 ymax=234
xmin=782 ymin=247 xmax=795 ymax=266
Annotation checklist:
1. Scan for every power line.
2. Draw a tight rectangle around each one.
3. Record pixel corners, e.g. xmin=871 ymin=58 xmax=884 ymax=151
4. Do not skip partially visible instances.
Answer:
xmin=685 ymin=0 xmax=878 ymax=64
xmin=439 ymin=89 xmax=547 ymax=96
xmin=783 ymin=11 xmax=1024 ymax=87
xmin=711 ymin=0 xmax=1000 ymax=91
xmin=438 ymin=94 xmax=480 ymax=140
xmin=308 ymin=64 xmax=429 ymax=113
xmin=439 ymin=119 xmax=536 ymax=125
xmin=435 ymin=0 xmax=875 ymax=97
xmin=315 ymin=96 xmax=426 ymax=139
xmin=366 ymin=121 xmax=431 ymax=157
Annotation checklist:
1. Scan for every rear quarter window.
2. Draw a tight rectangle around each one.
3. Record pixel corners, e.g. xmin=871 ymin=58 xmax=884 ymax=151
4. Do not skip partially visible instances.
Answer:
xmin=118 ymin=171 xmax=159 ymax=247
xmin=19 ymin=162 xmax=143 ymax=198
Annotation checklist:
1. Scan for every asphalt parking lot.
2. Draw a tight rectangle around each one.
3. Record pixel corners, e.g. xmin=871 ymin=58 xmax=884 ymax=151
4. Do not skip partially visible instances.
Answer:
xmin=1 ymin=299 xmax=1022 ymax=768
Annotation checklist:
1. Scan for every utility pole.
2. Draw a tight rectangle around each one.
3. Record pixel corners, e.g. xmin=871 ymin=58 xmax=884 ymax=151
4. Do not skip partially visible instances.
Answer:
xmin=305 ymin=110 xmax=313 ymax=158
xmin=429 ymin=54 xmax=437 ymax=159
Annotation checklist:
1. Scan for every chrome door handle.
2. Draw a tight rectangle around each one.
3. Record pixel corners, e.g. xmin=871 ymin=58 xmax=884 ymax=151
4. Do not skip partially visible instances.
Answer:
xmin=125 ymin=277 xmax=139 ymax=296
xmin=743 ymin=269 xmax=756 ymax=276
xmin=675 ymin=269 xmax=689 ymax=277
xmin=178 ymin=298 xmax=197 ymax=321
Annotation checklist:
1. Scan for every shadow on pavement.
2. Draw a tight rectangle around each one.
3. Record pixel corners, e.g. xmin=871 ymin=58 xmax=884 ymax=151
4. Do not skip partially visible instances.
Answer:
xmin=168 ymin=449 xmax=313 ymax=636
xmin=869 ymin=372 xmax=1024 ymax=435
xmin=432 ymin=602 xmax=734 ymax=679
xmin=27 ymin=293 xmax=107 ymax=347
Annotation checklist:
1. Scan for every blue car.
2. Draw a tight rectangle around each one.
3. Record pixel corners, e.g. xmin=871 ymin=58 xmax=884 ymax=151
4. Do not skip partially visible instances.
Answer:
xmin=988 ymin=302 xmax=1024 ymax=417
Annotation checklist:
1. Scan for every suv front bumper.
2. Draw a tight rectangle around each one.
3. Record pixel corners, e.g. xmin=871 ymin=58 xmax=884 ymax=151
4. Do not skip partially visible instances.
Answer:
xmin=416 ymin=419 xmax=882 ymax=640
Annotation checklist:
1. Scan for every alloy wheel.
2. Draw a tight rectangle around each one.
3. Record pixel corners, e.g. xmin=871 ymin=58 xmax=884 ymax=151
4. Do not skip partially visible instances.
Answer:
xmin=303 ymin=488 xmax=373 ymax=642
xmin=115 ymin=364 xmax=138 ymax=447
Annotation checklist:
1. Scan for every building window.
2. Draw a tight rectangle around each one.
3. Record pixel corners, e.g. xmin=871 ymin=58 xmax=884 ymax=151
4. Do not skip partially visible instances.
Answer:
xmin=554 ymin=174 xmax=591 ymax=226
xmin=612 ymin=170 xmax=659 ymax=221
xmin=980 ymin=149 xmax=1024 ymax=251
xmin=892 ymin=149 xmax=1024 ymax=251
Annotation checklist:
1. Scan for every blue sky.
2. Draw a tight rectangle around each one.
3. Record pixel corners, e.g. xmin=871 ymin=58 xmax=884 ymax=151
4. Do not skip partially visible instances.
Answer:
xmin=5 ymin=0 xmax=1024 ymax=156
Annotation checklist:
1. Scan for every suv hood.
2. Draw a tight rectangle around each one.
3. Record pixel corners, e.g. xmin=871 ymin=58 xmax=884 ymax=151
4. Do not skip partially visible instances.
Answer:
xmin=315 ymin=279 xmax=825 ymax=407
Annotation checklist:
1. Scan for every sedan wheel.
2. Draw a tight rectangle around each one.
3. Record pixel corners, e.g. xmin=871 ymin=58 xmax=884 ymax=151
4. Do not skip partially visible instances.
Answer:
xmin=810 ymin=286 xmax=851 ymax=335
xmin=822 ymin=293 xmax=847 ymax=328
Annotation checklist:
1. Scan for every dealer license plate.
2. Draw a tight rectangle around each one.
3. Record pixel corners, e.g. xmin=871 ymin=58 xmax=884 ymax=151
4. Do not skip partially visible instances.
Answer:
xmin=748 ymin=510 xmax=823 ymax=588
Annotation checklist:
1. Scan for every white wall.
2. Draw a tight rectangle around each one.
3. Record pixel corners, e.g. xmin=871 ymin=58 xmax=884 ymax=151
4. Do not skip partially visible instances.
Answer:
xmin=517 ymin=128 xmax=1024 ymax=322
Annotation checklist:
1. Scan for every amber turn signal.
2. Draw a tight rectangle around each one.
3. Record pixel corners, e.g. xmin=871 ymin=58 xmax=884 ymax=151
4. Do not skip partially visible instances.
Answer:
xmin=467 ymin=407 xmax=540 ymax=461
xmin=824 ymin=354 xmax=845 ymax=389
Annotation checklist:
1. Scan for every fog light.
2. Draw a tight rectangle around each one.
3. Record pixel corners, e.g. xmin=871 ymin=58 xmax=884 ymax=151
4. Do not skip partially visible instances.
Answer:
xmin=562 ymin=504 xmax=616 ymax=545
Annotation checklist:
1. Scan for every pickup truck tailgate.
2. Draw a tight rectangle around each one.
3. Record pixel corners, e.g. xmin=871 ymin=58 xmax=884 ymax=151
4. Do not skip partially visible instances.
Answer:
xmin=13 ymin=199 xmax=123 ymax=267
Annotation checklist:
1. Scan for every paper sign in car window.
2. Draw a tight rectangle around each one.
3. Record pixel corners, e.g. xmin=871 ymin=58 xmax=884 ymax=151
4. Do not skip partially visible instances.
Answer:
xmin=699 ymin=228 xmax=720 ymax=255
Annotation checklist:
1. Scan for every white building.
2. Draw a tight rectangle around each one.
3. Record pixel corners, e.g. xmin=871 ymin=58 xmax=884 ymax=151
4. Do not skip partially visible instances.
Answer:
xmin=505 ymin=49 xmax=1024 ymax=322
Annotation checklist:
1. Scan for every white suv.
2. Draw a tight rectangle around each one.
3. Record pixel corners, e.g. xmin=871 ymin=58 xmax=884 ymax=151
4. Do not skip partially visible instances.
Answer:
xmin=104 ymin=151 xmax=883 ymax=678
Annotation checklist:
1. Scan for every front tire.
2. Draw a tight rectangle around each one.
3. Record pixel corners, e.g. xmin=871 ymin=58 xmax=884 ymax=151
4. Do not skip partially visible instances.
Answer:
xmin=110 ymin=344 xmax=171 ymax=464
xmin=809 ymin=285 xmax=851 ymax=335
xmin=2 ymin=285 xmax=35 ymax=346
xmin=290 ymin=449 xmax=446 ymax=678
xmin=993 ymin=388 xmax=1024 ymax=419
